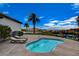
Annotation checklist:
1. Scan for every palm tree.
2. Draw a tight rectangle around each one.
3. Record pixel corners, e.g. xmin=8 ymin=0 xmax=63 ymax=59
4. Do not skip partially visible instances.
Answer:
xmin=28 ymin=13 xmax=40 ymax=34
xmin=24 ymin=22 xmax=29 ymax=32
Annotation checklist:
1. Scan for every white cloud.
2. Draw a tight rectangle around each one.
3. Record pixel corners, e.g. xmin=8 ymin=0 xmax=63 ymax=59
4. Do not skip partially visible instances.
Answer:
xmin=71 ymin=3 xmax=79 ymax=15
xmin=58 ymin=16 xmax=77 ymax=25
xmin=73 ymin=3 xmax=79 ymax=6
xmin=64 ymin=16 xmax=77 ymax=22
xmin=72 ymin=3 xmax=79 ymax=10
xmin=24 ymin=16 xmax=28 ymax=23
xmin=50 ymin=20 xmax=59 ymax=23
xmin=44 ymin=23 xmax=55 ymax=27
xmin=37 ymin=26 xmax=48 ymax=29
xmin=2 ymin=11 xmax=9 ymax=14
xmin=39 ymin=16 xmax=44 ymax=19
xmin=43 ymin=16 xmax=78 ymax=30
xmin=71 ymin=3 xmax=79 ymax=14
xmin=58 ymin=22 xmax=65 ymax=25
xmin=24 ymin=18 xmax=28 ymax=22
xmin=61 ymin=24 xmax=78 ymax=29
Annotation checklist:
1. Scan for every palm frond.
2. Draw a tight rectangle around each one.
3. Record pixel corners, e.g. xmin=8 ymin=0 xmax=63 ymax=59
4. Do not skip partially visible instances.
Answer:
xmin=28 ymin=17 xmax=32 ymax=21
xmin=24 ymin=23 xmax=29 ymax=27
xmin=27 ymin=13 xmax=40 ymax=34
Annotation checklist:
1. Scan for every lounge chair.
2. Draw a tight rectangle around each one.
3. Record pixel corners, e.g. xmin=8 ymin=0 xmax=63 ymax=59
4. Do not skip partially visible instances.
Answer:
xmin=10 ymin=37 xmax=27 ymax=43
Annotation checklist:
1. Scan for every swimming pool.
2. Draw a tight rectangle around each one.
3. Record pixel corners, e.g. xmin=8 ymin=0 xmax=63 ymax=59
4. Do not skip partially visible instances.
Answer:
xmin=26 ymin=38 xmax=64 ymax=53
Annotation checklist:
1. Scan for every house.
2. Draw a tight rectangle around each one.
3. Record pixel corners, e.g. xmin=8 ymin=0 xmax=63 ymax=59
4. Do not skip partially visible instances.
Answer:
xmin=0 ymin=13 xmax=22 ymax=31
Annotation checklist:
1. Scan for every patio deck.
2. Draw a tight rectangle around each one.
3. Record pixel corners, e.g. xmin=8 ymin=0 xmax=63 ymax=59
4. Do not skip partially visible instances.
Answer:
xmin=0 ymin=35 xmax=79 ymax=56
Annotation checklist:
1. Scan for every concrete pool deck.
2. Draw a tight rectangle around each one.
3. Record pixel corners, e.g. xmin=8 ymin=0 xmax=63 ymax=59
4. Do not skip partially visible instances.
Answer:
xmin=0 ymin=35 xmax=79 ymax=56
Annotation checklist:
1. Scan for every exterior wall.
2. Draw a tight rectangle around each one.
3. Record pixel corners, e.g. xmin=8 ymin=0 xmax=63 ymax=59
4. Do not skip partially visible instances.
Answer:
xmin=0 ymin=17 xmax=21 ymax=31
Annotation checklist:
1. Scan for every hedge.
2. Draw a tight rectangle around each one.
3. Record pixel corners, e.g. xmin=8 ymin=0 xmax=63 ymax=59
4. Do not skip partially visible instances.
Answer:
xmin=0 ymin=25 xmax=12 ymax=39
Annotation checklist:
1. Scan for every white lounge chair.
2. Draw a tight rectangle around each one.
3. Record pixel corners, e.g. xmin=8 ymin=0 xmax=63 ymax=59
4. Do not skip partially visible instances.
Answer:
xmin=10 ymin=37 xmax=27 ymax=43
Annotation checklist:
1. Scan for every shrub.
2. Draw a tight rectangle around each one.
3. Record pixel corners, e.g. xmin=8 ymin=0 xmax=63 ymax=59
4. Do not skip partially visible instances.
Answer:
xmin=0 ymin=25 xmax=12 ymax=39
xmin=12 ymin=31 xmax=23 ymax=37
xmin=40 ymin=31 xmax=53 ymax=35
xmin=18 ymin=31 xmax=23 ymax=36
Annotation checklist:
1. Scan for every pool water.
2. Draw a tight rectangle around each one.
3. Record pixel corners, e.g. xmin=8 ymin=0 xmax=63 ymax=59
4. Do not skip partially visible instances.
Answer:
xmin=26 ymin=38 xmax=64 ymax=53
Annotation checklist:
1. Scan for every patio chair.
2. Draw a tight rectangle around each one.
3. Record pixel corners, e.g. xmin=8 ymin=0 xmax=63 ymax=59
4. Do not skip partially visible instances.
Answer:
xmin=10 ymin=37 xmax=27 ymax=43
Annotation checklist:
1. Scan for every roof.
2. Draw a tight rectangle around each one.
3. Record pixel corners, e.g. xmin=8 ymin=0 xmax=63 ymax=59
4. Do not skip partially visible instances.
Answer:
xmin=0 ymin=13 xmax=22 ymax=24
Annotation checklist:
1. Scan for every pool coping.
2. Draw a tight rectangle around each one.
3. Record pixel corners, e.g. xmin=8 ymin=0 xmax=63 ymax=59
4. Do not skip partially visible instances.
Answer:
xmin=23 ymin=35 xmax=79 ymax=56
xmin=24 ymin=37 xmax=65 ymax=55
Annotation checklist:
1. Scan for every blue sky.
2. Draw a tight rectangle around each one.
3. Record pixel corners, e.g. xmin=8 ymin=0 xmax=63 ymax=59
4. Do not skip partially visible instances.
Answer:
xmin=0 ymin=3 xmax=79 ymax=30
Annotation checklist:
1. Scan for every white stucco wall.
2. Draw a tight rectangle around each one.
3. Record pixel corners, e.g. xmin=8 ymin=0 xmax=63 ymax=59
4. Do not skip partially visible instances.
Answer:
xmin=0 ymin=17 xmax=21 ymax=31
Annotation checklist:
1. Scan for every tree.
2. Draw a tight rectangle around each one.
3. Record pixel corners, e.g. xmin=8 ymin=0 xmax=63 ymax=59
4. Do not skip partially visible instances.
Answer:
xmin=76 ymin=16 xmax=79 ymax=27
xmin=24 ymin=22 xmax=29 ymax=32
xmin=28 ymin=13 xmax=40 ymax=34
xmin=0 ymin=25 xmax=11 ymax=39
xmin=76 ymin=16 xmax=79 ymax=41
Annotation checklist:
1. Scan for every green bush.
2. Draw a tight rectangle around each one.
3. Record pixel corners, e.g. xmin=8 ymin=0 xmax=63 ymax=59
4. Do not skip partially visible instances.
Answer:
xmin=18 ymin=31 xmax=23 ymax=36
xmin=0 ymin=25 xmax=12 ymax=39
xmin=12 ymin=31 xmax=23 ymax=36
xmin=40 ymin=31 xmax=53 ymax=35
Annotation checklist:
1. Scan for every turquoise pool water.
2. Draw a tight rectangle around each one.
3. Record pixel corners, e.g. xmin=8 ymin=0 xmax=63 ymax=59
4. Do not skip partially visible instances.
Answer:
xmin=26 ymin=38 xmax=64 ymax=53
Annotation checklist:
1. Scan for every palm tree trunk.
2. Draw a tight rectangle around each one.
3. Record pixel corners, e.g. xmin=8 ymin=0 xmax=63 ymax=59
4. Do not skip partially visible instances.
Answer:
xmin=33 ymin=24 xmax=35 ymax=34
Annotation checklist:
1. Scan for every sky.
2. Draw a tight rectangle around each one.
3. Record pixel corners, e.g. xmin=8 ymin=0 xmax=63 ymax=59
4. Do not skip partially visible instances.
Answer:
xmin=0 ymin=3 xmax=79 ymax=30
